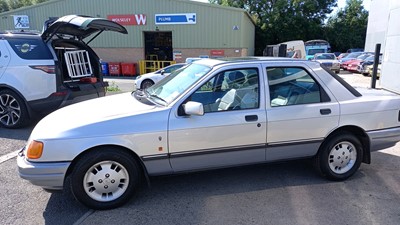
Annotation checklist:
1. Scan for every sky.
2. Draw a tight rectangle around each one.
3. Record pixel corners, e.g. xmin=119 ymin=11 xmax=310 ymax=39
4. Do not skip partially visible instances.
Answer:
xmin=193 ymin=0 xmax=371 ymax=11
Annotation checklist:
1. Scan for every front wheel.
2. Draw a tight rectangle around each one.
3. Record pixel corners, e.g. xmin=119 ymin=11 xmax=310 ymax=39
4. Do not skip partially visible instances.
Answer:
xmin=315 ymin=132 xmax=363 ymax=181
xmin=141 ymin=80 xmax=154 ymax=89
xmin=69 ymin=147 xmax=141 ymax=209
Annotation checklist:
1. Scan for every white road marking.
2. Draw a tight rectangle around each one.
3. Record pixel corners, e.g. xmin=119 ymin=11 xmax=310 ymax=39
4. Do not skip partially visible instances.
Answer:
xmin=73 ymin=210 xmax=95 ymax=225
xmin=0 ymin=150 xmax=19 ymax=164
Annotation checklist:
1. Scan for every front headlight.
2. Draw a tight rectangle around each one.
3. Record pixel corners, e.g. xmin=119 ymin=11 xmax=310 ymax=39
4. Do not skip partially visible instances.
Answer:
xmin=26 ymin=140 xmax=44 ymax=159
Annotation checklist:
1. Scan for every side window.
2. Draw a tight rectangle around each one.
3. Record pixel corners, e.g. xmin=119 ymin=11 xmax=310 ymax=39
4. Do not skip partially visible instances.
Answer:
xmin=7 ymin=38 xmax=53 ymax=60
xmin=191 ymin=68 xmax=259 ymax=113
xmin=267 ymin=67 xmax=321 ymax=107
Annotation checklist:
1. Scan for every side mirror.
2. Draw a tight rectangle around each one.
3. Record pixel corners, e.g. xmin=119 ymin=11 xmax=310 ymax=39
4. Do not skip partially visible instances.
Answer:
xmin=184 ymin=101 xmax=204 ymax=116
xmin=160 ymin=70 xmax=166 ymax=75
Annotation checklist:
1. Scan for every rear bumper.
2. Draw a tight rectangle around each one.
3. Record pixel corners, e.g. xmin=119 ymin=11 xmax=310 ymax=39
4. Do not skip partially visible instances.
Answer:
xmin=17 ymin=150 xmax=70 ymax=190
xmin=367 ymin=126 xmax=400 ymax=151
xmin=28 ymin=81 xmax=106 ymax=115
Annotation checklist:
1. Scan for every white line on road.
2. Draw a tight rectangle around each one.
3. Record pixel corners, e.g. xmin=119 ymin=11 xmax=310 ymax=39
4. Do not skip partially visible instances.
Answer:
xmin=73 ymin=210 xmax=95 ymax=225
xmin=0 ymin=150 xmax=19 ymax=164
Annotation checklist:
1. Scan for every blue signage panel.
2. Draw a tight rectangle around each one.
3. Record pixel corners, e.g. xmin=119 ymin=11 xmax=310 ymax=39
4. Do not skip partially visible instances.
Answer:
xmin=155 ymin=13 xmax=196 ymax=25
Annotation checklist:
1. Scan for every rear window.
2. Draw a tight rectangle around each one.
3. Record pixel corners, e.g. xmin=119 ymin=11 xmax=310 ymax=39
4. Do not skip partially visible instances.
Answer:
xmin=321 ymin=64 xmax=362 ymax=97
xmin=7 ymin=38 xmax=53 ymax=60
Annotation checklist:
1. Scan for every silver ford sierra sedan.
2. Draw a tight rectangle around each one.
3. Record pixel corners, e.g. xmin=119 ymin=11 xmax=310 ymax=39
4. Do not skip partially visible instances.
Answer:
xmin=17 ymin=57 xmax=400 ymax=209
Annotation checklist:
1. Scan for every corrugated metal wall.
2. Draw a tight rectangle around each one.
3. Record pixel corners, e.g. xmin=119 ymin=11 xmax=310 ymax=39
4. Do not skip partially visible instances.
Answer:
xmin=0 ymin=0 xmax=254 ymax=53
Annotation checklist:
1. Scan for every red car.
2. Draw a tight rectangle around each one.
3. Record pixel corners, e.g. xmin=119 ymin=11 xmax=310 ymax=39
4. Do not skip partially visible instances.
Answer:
xmin=342 ymin=53 xmax=373 ymax=71
xmin=347 ymin=59 xmax=363 ymax=72
xmin=342 ymin=59 xmax=358 ymax=70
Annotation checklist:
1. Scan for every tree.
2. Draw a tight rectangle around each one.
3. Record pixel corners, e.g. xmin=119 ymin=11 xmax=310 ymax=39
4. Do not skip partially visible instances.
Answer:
xmin=0 ymin=0 xmax=10 ymax=13
xmin=325 ymin=0 xmax=368 ymax=52
xmin=210 ymin=0 xmax=337 ymax=55
xmin=1 ymin=0 xmax=47 ymax=12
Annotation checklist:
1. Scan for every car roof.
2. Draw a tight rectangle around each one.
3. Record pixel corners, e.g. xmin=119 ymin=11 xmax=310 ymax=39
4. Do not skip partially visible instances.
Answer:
xmin=0 ymin=32 xmax=42 ymax=40
xmin=192 ymin=57 xmax=309 ymax=67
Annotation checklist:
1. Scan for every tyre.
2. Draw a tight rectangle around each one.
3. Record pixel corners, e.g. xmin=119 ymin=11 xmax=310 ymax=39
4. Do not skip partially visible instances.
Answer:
xmin=0 ymin=89 xmax=29 ymax=128
xmin=69 ymin=147 xmax=141 ymax=209
xmin=141 ymin=80 xmax=154 ymax=89
xmin=315 ymin=132 xmax=363 ymax=181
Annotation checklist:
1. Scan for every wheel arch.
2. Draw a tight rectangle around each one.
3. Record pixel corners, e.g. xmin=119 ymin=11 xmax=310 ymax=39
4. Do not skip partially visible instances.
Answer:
xmin=65 ymin=144 xmax=150 ymax=186
xmin=324 ymin=125 xmax=371 ymax=164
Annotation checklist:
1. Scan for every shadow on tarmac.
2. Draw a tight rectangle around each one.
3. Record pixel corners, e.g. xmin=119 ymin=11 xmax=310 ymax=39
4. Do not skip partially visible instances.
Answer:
xmin=43 ymin=151 xmax=400 ymax=224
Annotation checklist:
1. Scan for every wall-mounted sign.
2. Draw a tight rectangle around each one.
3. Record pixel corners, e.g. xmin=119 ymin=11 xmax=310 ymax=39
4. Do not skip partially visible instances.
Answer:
xmin=13 ymin=15 xmax=30 ymax=29
xmin=211 ymin=50 xmax=225 ymax=56
xmin=155 ymin=13 xmax=196 ymax=25
xmin=107 ymin=14 xmax=147 ymax=26
xmin=173 ymin=50 xmax=182 ymax=60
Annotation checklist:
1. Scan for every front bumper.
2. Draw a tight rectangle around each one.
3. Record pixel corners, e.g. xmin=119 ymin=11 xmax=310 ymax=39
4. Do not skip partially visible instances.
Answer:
xmin=17 ymin=150 xmax=70 ymax=190
xmin=367 ymin=126 xmax=400 ymax=151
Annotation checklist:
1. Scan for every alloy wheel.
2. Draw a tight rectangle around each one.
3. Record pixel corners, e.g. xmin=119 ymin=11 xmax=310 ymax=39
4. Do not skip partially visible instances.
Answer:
xmin=0 ymin=94 xmax=21 ymax=126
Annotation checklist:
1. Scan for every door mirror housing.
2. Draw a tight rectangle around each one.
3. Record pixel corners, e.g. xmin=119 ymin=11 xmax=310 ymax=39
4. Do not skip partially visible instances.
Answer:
xmin=184 ymin=101 xmax=204 ymax=116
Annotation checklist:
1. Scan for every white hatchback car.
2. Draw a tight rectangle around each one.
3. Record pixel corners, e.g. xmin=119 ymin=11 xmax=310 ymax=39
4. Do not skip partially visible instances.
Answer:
xmin=18 ymin=57 xmax=400 ymax=209
xmin=133 ymin=63 xmax=186 ymax=90
xmin=0 ymin=15 xmax=126 ymax=128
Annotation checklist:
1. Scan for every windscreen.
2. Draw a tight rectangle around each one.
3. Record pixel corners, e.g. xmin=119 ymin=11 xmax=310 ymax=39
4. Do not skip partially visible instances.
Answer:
xmin=146 ymin=63 xmax=211 ymax=105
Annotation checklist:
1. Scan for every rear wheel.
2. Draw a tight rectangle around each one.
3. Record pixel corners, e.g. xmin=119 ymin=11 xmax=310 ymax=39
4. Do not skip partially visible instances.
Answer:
xmin=0 ymin=89 xmax=29 ymax=128
xmin=315 ymin=132 xmax=363 ymax=181
xmin=70 ymin=147 xmax=141 ymax=209
xmin=141 ymin=80 xmax=154 ymax=89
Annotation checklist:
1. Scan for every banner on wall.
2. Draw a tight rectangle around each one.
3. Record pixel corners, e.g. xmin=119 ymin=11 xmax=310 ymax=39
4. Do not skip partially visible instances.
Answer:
xmin=107 ymin=14 xmax=147 ymax=26
xmin=155 ymin=13 xmax=196 ymax=25
xmin=13 ymin=15 xmax=30 ymax=29
xmin=211 ymin=50 xmax=225 ymax=56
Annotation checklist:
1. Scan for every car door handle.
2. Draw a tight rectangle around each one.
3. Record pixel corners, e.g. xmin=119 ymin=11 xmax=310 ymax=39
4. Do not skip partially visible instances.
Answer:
xmin=320 ymin=108 xmax=331 ymax=115
xmin=245 ymin=115 xmax=258 ymax=122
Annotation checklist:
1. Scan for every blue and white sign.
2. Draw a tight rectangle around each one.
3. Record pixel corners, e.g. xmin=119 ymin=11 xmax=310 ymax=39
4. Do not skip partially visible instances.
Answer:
xmin=13 ymin=15 xmax=30 ymax=29
xmin=155 ymin=13 xmax=196 ymax=25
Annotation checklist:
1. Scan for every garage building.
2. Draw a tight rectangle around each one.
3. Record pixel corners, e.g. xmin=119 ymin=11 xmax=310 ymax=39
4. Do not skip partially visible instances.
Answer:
xmin=0 ymin=0 xmax=255 ymax=69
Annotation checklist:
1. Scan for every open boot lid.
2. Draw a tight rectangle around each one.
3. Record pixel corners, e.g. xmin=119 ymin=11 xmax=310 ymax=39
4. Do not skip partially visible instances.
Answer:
xmin=42 ymin=15 xmax=127 ymax=42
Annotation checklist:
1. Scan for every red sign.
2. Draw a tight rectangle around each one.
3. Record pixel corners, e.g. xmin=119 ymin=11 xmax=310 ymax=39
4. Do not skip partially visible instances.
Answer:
xmin=211 ymin=49 xmax=224 ymax=56
xmin=107 ymin=14 xmax=147 ymax=26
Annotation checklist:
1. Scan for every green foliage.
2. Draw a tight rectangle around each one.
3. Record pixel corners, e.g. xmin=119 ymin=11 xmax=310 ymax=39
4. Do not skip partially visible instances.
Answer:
xmin=0 ymin=0 xmax=10 ymax=13
xmin=211 ymin=0 xmax=337 ymax=55
xmin=211 ymin=0 xmax=368 ymax=54
xmin=106 ymin=81 xmax=121 ymax=92
xmin=1 ymin=0 xmax=47 ymax=12
xmin=325 ymin=0 xmax=368 ymax=52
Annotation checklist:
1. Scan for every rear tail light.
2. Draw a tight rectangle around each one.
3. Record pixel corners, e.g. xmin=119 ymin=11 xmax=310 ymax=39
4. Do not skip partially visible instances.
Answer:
xmin=50 ymin=91 xmax=68 ymax=97
xmin=29 ymin=65 xmax=55 ymax=74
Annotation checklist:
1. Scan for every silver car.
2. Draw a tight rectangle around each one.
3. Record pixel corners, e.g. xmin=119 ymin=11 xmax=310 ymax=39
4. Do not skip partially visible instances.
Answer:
xmin=312 ymin=53 xmax=340 ymax=73
xmin=18 ymin=57 xmax=400 ymax=209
